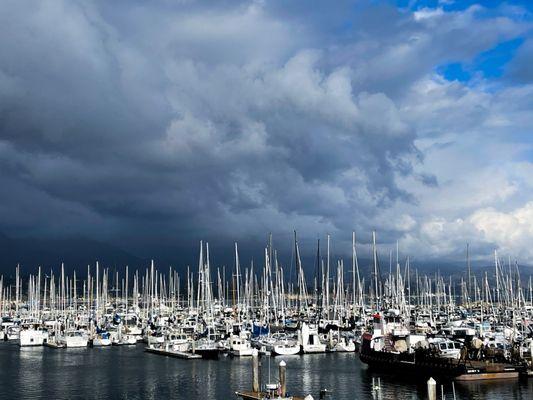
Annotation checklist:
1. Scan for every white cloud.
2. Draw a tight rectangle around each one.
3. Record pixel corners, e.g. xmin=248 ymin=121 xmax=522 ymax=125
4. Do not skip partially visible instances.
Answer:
xmin=470 ymin=203 xmax=533 ymax=258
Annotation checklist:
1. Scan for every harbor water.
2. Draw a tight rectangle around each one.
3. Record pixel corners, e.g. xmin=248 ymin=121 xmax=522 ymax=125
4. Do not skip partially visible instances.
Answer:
xmin=0 ymin=343 xmax=530 ymax=399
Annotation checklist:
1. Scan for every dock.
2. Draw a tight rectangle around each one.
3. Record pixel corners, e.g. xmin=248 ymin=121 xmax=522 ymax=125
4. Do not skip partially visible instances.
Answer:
xmin=235 ymin=351 xmax=315 ymax=399
xmin=44 ymin=341 xmax=66 ymax=349
xmin=145 ymin=346 xmax=202 ymax=359
xmin=235 ymin=391 xmax=306 ymax=400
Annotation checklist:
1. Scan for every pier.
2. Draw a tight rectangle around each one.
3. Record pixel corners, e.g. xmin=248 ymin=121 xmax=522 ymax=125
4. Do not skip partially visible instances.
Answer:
xmin=235 ymin=391 xmax=306 ymax=400
xmin=145 ymin=346 xmax=202 ymax=359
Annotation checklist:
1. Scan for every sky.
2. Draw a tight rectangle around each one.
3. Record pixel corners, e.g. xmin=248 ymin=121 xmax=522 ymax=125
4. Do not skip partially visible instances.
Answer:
xmin=1 ymin=0 xmax=533 ymax=266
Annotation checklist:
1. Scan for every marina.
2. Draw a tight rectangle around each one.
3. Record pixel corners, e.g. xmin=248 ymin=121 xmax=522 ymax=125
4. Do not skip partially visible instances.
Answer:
xmin=0 ymin=233 xmax=532 ymax=399
xmin=3 ymin=0 xmax=533 ymax=399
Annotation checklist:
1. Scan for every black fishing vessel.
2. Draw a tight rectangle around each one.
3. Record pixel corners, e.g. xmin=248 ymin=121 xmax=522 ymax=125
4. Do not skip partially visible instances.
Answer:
xmin=360 ymin=332 xmax=525 ymax=381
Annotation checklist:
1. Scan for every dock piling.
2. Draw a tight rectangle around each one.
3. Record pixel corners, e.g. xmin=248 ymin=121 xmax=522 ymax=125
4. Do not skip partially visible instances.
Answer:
xmin=252 ymin=349 xmax=259 ymax=393
xmin=451 ymin=382 xmax=456 ymax=400
xmin=427 ymin=377 xmax=436 ymax=400
xmin=279 ymin=360 xmax=287 ymax=397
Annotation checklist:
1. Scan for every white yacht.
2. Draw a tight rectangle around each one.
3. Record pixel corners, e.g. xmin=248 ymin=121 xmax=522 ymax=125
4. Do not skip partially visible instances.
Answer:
xmin=124 ymin=314 xmax=143 ymax=341
xmin=299 ymin=323 xmax=326 ymax=353
xmin=258 ymin=332 xmax=300 ymax=356
xmin=272 ymin=338 xmax=300 ymax=356
xmin=163 ymin=332 xmax=191 ymax=352
xmin=92 ymin=332 xmax=112 ymax=347
xmin=57 ymin=330 xmax=88 ymax=348
xmin=19 ymin=327 xmax=48 ymax=347
xmin=332 ymin=335 xmax=356 ymax=352
xmin=5 ymin=324 xmax=20 ymax=341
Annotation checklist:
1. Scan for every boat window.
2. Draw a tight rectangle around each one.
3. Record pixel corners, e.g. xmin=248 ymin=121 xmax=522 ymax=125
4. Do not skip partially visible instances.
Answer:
xmin=439 ymin=343 xmax=447 ymax=350
xmin=454 ymin=343 xmax=462 ymax=349
xmin=447 ymin=343 xmax=454 ymax=349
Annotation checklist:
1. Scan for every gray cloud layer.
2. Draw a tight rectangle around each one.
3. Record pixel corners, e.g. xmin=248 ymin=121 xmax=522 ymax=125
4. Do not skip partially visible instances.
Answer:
xmin=1 ymin=1 xmax=532 ymax=263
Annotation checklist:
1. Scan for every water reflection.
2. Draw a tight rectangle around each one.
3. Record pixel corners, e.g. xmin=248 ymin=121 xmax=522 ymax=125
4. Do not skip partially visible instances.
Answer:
xmin=0 ymin=343 xmax=530 ymax=400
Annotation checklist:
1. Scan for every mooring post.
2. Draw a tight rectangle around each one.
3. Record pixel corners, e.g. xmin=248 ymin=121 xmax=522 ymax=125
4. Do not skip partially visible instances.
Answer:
xmin=279 ymin=360 xmax=287 ymax=397
xmin=452 ymin=382 xmax=456 ymax=400
xmin=427 ymin=377 xmax=436 ymax=400
xmin=252 ymin=349 xmax=259 ymax=392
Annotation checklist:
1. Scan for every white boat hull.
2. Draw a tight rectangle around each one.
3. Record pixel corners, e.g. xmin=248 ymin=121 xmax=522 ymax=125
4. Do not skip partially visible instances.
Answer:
xmin=232 ymin=347 xmax=254 ymax=356
xmin=19 ymin=330 xmax=47 ymax=347
xmin=58 ymin=333 xmax=88 ymax=348
xmin=93 ymin=338 xmax=112 ymax=347
xmin=333 ymin=342 xmax=356 ymax=352
xmin=302 ymin=344 xmax=327 ymax=353
xmin=272 ymin=344 xmax=300 ymax=356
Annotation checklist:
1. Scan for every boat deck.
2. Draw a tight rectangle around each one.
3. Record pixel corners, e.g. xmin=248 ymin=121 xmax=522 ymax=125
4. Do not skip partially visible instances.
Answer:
xmin=455 ymin=360 xmax=522 ymax=381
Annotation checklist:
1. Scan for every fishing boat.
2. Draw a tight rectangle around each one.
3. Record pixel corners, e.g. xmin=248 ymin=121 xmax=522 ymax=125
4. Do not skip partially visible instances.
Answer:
xmin=230 ymin=331 xmax=254 ymax=356
xmin=165 ymin=331 xmax=191 ymax=352
xmin=194 ymin=337 xmax=219 ymax=359
xmin=360 ymin=314 xmax=525 ymax=381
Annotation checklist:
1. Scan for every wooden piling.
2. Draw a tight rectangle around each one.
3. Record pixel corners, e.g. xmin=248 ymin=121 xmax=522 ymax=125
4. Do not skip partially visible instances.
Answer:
xmin=279 ymin=360 xmax=287 ymax=397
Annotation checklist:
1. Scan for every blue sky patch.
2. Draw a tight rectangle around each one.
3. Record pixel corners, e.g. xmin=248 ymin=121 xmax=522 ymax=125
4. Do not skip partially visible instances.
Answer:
xmin=395 ymin=0 xmax=533 ymax=13
xmin=436 ymin=62 xmax=471 ymax=82
xmin=436 ymin=38 xmax=524 ymax=82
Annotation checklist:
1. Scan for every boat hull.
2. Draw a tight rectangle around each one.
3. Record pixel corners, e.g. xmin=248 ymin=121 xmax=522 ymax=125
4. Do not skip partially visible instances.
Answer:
xmin=272 ymin=345 xmax=300 ymax=356
xmin=232 ymin=348 xmax=254 ymax=356
xmin=195 ymin=349 xmax=219 ymax=360
xmin=19 ymin=330 xmax=47 ymax=347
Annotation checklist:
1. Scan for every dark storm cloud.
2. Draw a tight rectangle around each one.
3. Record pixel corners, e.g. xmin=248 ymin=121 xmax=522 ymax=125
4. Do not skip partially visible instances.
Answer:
xmin=0 ymin=0 xmax=530 ymax=262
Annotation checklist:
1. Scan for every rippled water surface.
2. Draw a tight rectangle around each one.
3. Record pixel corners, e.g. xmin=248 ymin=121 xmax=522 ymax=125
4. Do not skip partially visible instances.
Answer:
xmin=0 ymin=343 xmax=531 ymax=399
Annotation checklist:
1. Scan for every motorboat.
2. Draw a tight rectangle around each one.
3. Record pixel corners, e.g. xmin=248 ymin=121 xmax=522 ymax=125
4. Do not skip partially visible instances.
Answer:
xmin=19 ymin=326 xmax=48 ymax=347
xmin=230 ymin=331 xmax=254 ymax=356
xmin=57 ymin=330 xmax=88 ymax=348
